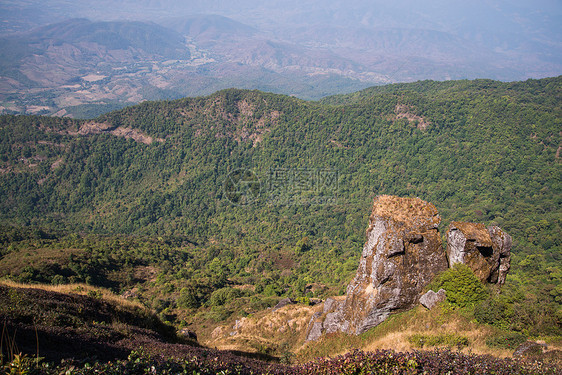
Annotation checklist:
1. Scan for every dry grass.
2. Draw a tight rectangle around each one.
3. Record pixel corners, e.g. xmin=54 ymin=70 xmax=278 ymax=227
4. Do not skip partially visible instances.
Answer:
xmin=204 ymin=303 xmax=317 ymax=355
xmin=362 ymin=324 xmax=513 ymax=359
xmin=361 ymin=304 xmax=515 ymax=358
xmin=0 ymin=279 xmax=143 ymax=310
xmin=363 ymin=331 xmax=415 ymax=353
xmin=370 ymin=195 xmax=440 ymax=228
xmin=294 ymin=304 xmax=520 ymax=363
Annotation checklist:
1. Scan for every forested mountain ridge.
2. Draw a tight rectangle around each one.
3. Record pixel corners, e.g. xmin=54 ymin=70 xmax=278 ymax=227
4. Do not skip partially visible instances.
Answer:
xmin=2 ymin=77 xmax=558 ymax=233
xmin=0 ymin=77 xmax=560 ymax=348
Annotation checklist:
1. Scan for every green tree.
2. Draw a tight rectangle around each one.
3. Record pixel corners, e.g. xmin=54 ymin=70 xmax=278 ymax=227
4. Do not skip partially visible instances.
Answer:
xmin=177 ymin=287 xmax=200 ymax=309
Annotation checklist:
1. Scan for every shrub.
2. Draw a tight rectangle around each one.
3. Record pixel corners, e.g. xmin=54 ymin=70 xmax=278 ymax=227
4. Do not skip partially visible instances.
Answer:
xmin=177 ymin=287 xmax=200 ymax=309
xmin=208 ymin=287 xmax=242 ymax=306
xmin=474 ymin=297 xmax=513 ymax=329
xmin=50 ymin=274 xmax=66 ymax=285
xmin=295 ymin=296 xmax=311 ymax=305
xmin=87 ymin=289 xmax=102 ymax=299
xmin=249 ymin=296 xmax=277 ymax=310
xmin=207 ymin=306 xmax=232 ymax=322
xmin=294 ymin=237 xmax=311 ymax=255
xmin=486 ymin=332 xmax=527 ymax=349
xmin=408 ymin=333 xmax=470 ymax=349
xmin=263 ymin=284 xmax=281 ymax=297
xmin=431 ymin=263 xmax=488 ymax=307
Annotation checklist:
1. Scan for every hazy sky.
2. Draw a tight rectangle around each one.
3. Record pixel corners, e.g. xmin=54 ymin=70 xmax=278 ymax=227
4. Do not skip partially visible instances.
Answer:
xmin=3 ymin=0 xmax=562 ymax=33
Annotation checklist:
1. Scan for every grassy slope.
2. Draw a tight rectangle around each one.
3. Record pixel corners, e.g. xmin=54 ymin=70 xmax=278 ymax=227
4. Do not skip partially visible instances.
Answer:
xmin=0 ymin=281 xmax=290 ymax=370
xmin=0 ymin=281 xmax=174 ymax=362
xmin=1 ymin=281 xmax=560 ymax=374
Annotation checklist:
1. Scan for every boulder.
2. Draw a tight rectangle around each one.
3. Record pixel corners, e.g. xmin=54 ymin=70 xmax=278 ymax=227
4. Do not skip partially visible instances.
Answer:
xmin=178 ymin=328 xmax=198 ymax=341
xmin=306 ymin=196 xmax=513 ymax=341
xmin=307 ymin=195 xmax=449 ymax=338
xmin=420 ymin=289 xmax=446 ymax=309
xmin=306 ymin=321 xmax=323 ymax=342
xmin=233 ymin=318 xmax=247 ymax=329
xmin=513 ymin=341 xmax=547 ymax=357
xmin=447 ymin=222 xmax=511 ymax=285
xmin=273 ymin=297 xmax=296 ymax=311
xmin=211 ymin=326 xmax=224 ymax=339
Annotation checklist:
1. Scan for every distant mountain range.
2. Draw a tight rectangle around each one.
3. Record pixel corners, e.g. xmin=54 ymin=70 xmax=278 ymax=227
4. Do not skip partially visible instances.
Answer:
xmin=0 ymin=0 xmax=560 ymax=117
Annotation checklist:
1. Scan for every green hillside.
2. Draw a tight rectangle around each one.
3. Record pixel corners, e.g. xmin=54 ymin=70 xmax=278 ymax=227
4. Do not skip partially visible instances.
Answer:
xmin=0 ymin=77 xmax=560 ymax=341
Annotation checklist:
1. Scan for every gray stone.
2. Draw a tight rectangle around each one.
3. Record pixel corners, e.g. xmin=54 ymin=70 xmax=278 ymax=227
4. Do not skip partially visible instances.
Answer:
xmin=273 ymin=297 xmax=295 ymax=311
xmin=306 ymin=196 xmax=512 ymax=341
xmin=322 ymin=298 xmax=338 ymax=314
xmin=338 ymin=195 xmax=448 ymax=335
xmin=420 ymin=289 xmax=446 ymax=309
xmin=447 ymin=222 xmax=511 ymax=285
xmin=233 ymin=318 xmax=246 ymax=329
xmin=178 ymin=328 xmax=198 ymax=341
xmin=306 ymin=195 xmax=449 ymax=339
xmin=513 ymin=341 xmax=547 ymax=357
xmin=306 ymin=321 xmax=323 ymax=341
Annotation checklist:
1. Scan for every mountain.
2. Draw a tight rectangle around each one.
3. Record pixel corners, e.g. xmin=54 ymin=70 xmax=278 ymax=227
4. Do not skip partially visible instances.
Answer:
xmin=1 ymin=76 xmax=560 ymax=325
xmin=0 ymin=16 xmax=370 ymax=117
xmin=0 ymin=77 xmax=560 ymax=366
xmin=166 ymin=14 xmax=258 ymax=40
xmin=1 ymin=1 xmax=560 ymax=117
xmin=1 ymin=77 xmax=559 ymax=249
xmin=0 ymin=19 xmax=193 ymax=116
xmin=0 ymin=18 xmax=190 ymax=71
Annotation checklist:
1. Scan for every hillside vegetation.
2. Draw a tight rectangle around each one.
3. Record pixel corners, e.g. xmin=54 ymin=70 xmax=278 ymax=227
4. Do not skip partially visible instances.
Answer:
xmin=0 ymin=77 xmax=560 ymax=359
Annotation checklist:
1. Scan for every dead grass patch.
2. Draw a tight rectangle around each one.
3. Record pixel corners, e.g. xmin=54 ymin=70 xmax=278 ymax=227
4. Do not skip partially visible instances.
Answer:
xmin=295 ymin=303 xmax=520 ymax=363
xmin=0 ymin=279 xmax=143 ymax=310
xmin=204 ymin=303 xmax=316 ymax=355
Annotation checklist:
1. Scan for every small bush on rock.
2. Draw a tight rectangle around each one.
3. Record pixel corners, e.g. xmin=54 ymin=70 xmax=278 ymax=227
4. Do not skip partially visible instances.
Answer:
xmin=431 ymin=263 xmax=487 ymax=308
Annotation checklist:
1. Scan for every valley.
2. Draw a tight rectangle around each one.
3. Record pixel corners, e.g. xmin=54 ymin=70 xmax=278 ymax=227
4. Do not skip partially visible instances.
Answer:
xmin=1 ymin=1 xmax=561 ymax=118
xmin=1 ymin=1 xmax=561 ymax=372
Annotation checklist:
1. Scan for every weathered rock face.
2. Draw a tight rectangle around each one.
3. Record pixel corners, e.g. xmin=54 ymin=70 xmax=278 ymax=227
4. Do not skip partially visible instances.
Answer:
xmin=306 ymin=196 xmax=513 ymax=341
xmin=307 ymin=195 xmax=449 ymax=339
xmin=447 ymin=222 xmax=512 ymax=285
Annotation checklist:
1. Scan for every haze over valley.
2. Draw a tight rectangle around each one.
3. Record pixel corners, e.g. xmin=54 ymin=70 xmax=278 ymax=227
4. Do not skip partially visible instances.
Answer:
xmin=1 ymin=0 xmax=561 ymax=116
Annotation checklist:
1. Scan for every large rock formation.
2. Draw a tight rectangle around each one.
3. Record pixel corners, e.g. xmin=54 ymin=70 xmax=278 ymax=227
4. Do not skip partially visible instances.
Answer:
xmin=447 ymin=222 xmax=512 ymax=285
xmin=307 ymin=195 xmax=449 ymax=338
xmin=306 ymin=195 xmax=513 ymax=341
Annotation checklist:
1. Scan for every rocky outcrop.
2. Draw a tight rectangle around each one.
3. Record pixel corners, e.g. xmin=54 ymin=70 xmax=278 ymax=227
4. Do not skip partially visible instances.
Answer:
xmin=419 ymin=289 xmax=446 ymax=309
xmin=306 ymin=195 xmax=513 ymax=341
xmin=307 ymin=195 xmax=449 ymax=338
xmin=178 ymin=328 xmax=198 ymax=341
xmin=447 ymin=222 xmax=512 ymax=285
